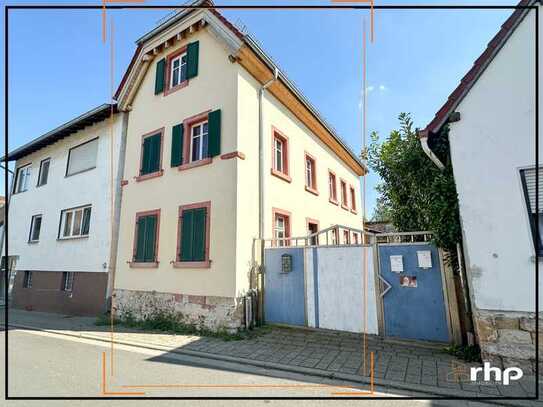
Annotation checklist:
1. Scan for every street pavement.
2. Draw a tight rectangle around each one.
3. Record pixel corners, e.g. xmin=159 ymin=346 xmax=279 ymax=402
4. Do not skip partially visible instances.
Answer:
xmin=1 ymin=309 xmax=541 ymax=406
xmin=2 ymin=328 xmax=456 ymax=405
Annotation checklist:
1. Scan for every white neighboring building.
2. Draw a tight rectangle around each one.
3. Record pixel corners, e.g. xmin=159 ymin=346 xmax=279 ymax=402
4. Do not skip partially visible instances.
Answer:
xmin=5 ymin=104 xmax=126 ymax=315
xmin=420 ymin=1 xmax=541 ymax=373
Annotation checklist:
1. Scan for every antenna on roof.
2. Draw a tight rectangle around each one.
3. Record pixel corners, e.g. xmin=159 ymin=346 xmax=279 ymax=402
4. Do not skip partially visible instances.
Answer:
xmin=155 ymin=0 xmax=197 ymax=26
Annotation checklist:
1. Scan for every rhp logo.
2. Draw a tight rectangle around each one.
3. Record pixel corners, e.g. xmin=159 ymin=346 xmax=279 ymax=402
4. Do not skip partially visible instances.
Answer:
xmin=470 ymin=362 xmax=523 ymax=385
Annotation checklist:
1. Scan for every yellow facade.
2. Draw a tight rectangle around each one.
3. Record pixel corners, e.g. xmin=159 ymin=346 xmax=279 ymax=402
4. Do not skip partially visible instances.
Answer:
xmin=115 ymin=14 xmax=363 ymax=304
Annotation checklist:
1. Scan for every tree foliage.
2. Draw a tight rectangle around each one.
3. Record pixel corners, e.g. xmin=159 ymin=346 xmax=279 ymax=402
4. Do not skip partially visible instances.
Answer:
xmin=367 ymin=113 xmax=462 ymax=250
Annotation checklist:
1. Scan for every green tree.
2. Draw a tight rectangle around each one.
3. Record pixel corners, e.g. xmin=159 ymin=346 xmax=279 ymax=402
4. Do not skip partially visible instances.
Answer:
xmin=367 ymin=113 xmax=461 ymax=250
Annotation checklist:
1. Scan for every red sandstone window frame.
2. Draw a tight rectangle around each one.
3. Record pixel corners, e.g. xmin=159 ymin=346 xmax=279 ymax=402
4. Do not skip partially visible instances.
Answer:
xmin=164 ymin=45 xmax=189 ymax=96
xmin=135 ymin=128 xmax=165 ymax=182
xmin=174 ymin=201 xmax=212 ymax=269
xmin=328 ymin=170 xmax=338 ymax=205
xmin=272 ymin=207 xmax=292 ymax=247
xmin=304 ymin=152 xmax=318 ymax=196
xmin=306 ymin=217 xmax=319 ymax=246
xmin=178 ymin=110 xmax=213 ymax=171
xmin=340 ymin=179 xmax=349 ymax=210
xmin=271 ymin=126 xmax=291 ymax=183
xmin=129 ymin=209 xmax=161 ymax=269
xmin=350 ymin=184 xmax=357 ymax=214
xmin=343 ymin=229 xmax=351 ymax=245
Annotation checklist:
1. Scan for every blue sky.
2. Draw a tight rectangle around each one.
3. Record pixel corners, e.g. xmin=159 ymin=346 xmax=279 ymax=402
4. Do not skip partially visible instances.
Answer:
xmin=1 ymin=0 xmax=515 ymax=217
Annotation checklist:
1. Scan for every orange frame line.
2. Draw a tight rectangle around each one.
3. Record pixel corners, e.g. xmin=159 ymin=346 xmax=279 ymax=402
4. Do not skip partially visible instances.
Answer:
xmin=330 ymin=351 xmax=374 ymax=396
xmin=101 ymin=352 xmax=146 ymax=396
xmin=114 ymin=352 xmax=374 ymax=392
xmin=103 ymin=1 xmax=376 ymax=396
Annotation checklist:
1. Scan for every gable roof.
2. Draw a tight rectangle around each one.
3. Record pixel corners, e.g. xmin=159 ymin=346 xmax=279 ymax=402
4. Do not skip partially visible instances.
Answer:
xmin=421 ymin=0 xmax=536 ymax=137
xmin=6 ymin=104 xmax=117 ymax=162
xmin=114 ymin=0 xmax=366 ymax=176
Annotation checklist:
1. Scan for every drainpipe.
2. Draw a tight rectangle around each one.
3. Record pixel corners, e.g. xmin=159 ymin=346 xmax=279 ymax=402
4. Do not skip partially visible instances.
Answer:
xmin=256 ymin=68 xmax=278 ymax=326
xmin=419 ymin=131 xmax=445 ymax=171
xmin=258 ymin=68 xmax=279 ymax=240
xmin=419 ymin=127 xmax=474 ymax=344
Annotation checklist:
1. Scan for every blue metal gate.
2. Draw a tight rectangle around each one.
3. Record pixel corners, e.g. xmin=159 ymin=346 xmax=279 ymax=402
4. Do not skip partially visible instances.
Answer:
xmin=378 ymin=243 xmax=450 ymax=342
xmin=263 ymin=247 xmax=306 ymax=326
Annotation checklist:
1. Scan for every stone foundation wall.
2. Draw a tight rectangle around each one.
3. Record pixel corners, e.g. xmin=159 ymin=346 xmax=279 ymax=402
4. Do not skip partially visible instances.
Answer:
xmin=113 ymin=289 xmax=244 ymax=333
xmin=474 ymin=309 xmax=540 ymax=375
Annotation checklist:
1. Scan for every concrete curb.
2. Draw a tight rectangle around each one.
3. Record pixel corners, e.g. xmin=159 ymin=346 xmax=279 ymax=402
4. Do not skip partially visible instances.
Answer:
xmin=7 ymin=323 xmax=537 ymax=406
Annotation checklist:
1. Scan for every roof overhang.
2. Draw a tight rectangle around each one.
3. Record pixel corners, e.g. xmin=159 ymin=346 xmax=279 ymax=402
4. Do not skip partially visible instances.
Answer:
xmin=114 ymin=1 xmax=366 ymax=176
xmin=423 ymin=0 xmax=536 ymax=138
xmin=6 ymin=104 xmax=117 ymax=162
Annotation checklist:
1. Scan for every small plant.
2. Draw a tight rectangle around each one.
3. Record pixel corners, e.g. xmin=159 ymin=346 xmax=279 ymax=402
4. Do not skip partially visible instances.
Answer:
xmin=444 ymin=344 xmax=481 ymax=363
xmin=95 ymin=309 xmax=271 ymax=341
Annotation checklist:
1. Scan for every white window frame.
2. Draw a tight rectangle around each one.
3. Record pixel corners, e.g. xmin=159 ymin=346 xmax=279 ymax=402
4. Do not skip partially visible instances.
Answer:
xmin=23 ymin=271 xmax=32 ymax=288
xmin=190 ymin=121 xmax=209 ymax=163
xmin=170 ymin=52 xmax=187 ymax=88
xmin=59 ymin=205 xmax=92 ymax=239
xmin=274 ymin=138 xmax=284 ymax=173
xmin=29 ymin=214 xmax=42 ymax=243
xmin=37 ymin=158 xmax=50 ymax=187
xmin=62 ymin=272 xmax=74 ymax=292
xmin=274 ymin=215 xmax=286 ymax=247
xmin=15 ymin=164 xmax=31 ymax=193
xmin=305 ymin=156 xmax=315 ymax=189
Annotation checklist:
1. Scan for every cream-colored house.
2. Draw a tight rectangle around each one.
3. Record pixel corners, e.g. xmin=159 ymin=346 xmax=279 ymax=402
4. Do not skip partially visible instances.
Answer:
xmin=113 ymin=1 xmax=365 ymax=331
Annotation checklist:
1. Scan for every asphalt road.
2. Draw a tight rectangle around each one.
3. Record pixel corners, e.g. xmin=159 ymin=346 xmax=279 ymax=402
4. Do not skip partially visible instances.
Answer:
xmin=0 ymin=328 xmax=490 ymax=406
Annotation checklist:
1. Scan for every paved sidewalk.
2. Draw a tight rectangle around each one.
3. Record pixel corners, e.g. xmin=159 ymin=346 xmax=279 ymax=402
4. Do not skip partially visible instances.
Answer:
xmin=3 ymin=309 xmax=541 ymax=404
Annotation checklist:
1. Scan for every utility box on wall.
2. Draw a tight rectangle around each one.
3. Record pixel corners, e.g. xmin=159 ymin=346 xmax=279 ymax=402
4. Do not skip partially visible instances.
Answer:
xmin=281 ymin=254 xmax=292 ymax=273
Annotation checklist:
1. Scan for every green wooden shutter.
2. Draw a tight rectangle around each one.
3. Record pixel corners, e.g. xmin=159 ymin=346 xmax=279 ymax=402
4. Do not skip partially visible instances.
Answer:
xmin=144 ymin=215 xmax=157 ymax=262
xmin=171 ymin=124 xmax=184 ymax=167
xmin=155 ymin=58 xmax=166 ymax=94
xmin=180 ymin=210 xmax=194 ymax=261
xmin=135 ymin=217 xmax=147 ymax=261
xmin=149 ymin=134 xmax=161 ymax=173
xmin=141 ymin=137 xmax=152 ymax=175
xmin=208 ymin=109 xmax=221 ymax=157
xmin=192 ymin=208 xmax=207 ymax=261
xmin=187 ymin=41 xmax=199 ymax=79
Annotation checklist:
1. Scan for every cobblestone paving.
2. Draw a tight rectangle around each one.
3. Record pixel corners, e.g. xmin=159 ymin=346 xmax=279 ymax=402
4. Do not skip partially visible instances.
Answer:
xmin=5 ymin=309 xmax=540 ymax=402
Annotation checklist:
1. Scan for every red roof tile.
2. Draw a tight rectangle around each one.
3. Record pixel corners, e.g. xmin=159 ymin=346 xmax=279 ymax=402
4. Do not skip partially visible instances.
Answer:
xmin=423 ymin=0 xmax=535 ymax=136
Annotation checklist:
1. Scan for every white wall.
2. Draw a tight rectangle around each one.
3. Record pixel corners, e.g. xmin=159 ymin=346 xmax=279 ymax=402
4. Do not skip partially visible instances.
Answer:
xmin=448 ymin=7 xmax=541 ymax=312
xmin=8 ymin=115 xmax=123 ymax=273
xmin=234 ymin=67 xmax=364 ymax=296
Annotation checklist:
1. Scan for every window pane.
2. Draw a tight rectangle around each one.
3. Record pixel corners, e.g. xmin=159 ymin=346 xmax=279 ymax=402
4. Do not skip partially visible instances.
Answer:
xmin=67 ymin=139 xmax=98 ymax=176
xmin=72 ymin=209 xmax=83 ymax=236
xmin=63 ymin=211 xmax=73 ymax=237
xmin=202 ymin=133 xmax=209 ymax=159
xmin=172 ymin=68 xmax=179 ymax=87
xmin=81 ymin=207 xmax=92 ymax=235
xmin=31 ymin=216 xmax=42 ymax=241
xmin=39 ymin=160 xmax=50 ymax=186
xmin=192 ymin=135 xmax=201 ymax=162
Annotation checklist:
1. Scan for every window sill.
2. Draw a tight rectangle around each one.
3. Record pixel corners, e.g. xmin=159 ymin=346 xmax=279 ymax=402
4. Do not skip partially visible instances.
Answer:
xmin=12 ymin=190 xmax=28 ymax=195
xmin=341 ymin=203 xmax=349 ymax=211
xmin=270 ymin=169 xmax=292 ymax=183
xmin=351 ymin=208 xmax=358 ymax=215
xmin=27 ymin=240 xmax=39 ymax=244
xmin=172 ymin=260 xmax=211 ymax=269
xmin=178 ymin=158 xmax=212 ymax=171
xmin=128 ymin=261 xmax=159 ymax=269
xmin=57 ymin=235 xmax=89 ymax=241
xmin=135 ymin=169 xmax=164 ymax=182
xmin=164 ymin=80 xmax=189 ymax=96
xmin=65 ymin=166 xmax=96 ymax=178
xmin=329 ymin=198 xmax=339 ymax=206
xmin=305 ymin=186 xmax=319 ymax=196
